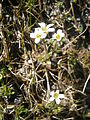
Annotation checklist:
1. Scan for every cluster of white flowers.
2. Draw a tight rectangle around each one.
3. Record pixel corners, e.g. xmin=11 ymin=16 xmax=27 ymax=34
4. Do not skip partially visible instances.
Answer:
xmin=30 ymin=22 xmax=65 ymax=44
xmin=30 ymin=22 xmax=65 ymax=105
xmin=49 ymin=90 xmax=64 ymax=105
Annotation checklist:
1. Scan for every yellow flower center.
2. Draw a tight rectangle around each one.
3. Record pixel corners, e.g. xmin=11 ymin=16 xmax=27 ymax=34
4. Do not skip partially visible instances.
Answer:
xmin=54 ymin=92 xmax=59 ymax=99
xmin=36 ymin=34 xmax=41 ymax=38
xmin=42 ymin=27 xmax=48 ymax=33
xmin=56 ymin=34 xmax=60 ymax=39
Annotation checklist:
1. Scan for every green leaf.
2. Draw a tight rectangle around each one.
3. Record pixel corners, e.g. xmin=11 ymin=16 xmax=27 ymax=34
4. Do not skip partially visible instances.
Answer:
xmin=54 ymin=109 xmax=58 ymax=114
xmin=8 ymin=66 xmax=12 ymax=71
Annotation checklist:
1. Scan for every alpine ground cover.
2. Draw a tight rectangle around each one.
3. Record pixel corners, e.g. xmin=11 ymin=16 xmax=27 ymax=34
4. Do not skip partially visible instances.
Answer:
xmin=0 ymin=0 xmax=90 ymax=119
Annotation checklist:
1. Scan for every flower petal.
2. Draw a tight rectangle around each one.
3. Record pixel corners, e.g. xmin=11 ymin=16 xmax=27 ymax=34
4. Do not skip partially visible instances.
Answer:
xmin=56 ymin=98 xmax=61 ymax=105
xmin=59 ymin=94 xmax=64 ymax=99
xmin=57 ymin=39 xmax=61 ymax=42
xmin=48 ymin=28 xmax=55 ymax=32
xmin=41 ymin=33 xmax=47 ymax=38
xmin=35 ymin=38 xmax=40 ymax=44
xmin=52 ymin=33 xmax=56 ymax=39
xmin=57 ymin=29 xmax=62 ymax=34
xmin=49 ymin=97 xmax=54 ymax=102
xmin=56 ymin=90 xmax=59 ymax=94
xmin=50 ymin=91 xmax=54 ymax=96
xmin=30 ymin=33 xmax=36 ymax=38
xmin=61 ymin=33 xmax=64 ymax=37
xmin=38 ymin=22 xmax=45 ymax=27
xmin=47 ymin=24 xmax=54 ymax=28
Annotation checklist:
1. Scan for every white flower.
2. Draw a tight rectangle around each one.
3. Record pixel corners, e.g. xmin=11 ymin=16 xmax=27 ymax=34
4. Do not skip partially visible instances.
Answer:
xmin=30 ymin=28 xmax=46 ymax=44
xmin=52 ymin=29 xmax=64 ymax=41
xmin=38 ymin=22 xmax=55 ymax=34
xmin=49 ymin=90 xmax=64 ymax=105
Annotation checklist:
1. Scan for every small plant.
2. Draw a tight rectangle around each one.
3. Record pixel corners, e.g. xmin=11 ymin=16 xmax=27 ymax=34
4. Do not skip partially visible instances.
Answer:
xmin=52 ymin=29 xmax=64 ymax=41
xmin=30 ymin=22 xmax=64 ymax=44
xmin=1 ymin=0 xmax=89 ymax=119
xmin=49 ymin=90 xmax=64 ymax=105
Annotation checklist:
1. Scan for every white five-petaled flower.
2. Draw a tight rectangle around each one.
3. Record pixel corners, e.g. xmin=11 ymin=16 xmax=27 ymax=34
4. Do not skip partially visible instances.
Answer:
xmin=30 ymin=28 xmax=46 ymax=44
xmin=49 ymin=90 xmax=64 ymax=105
xmin=38 ymin=22 xmax=55 ymax=34
xmin=52 ymin=29 xmax=64 ymax=41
